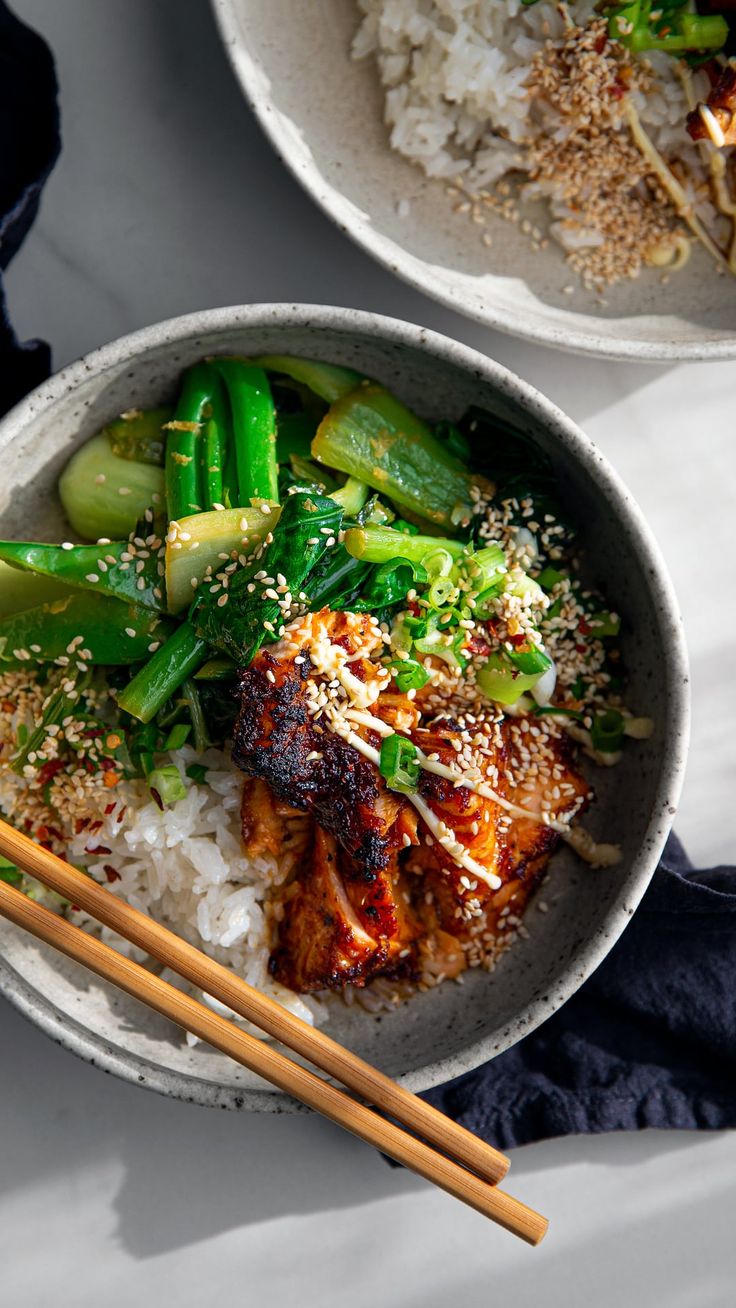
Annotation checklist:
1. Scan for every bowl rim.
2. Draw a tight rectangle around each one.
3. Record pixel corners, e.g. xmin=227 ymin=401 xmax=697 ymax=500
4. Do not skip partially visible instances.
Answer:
xmin=210 ymin=0 xmax=736 ymax=364
xmin=0 ymin=302 xmax=690 ymax=1111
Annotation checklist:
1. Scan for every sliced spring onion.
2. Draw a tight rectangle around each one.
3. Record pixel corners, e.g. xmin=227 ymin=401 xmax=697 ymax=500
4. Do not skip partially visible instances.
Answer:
xmin=164 ymin=723 xmax=191 ymax=751
xmin=588 ymin=610 xmax=621 ymax=638
xmin=476 ymin=651 xmax=544 ymax=706
xmin=378 ymin=733 xmax=420 ymax=794
xmin=506 ymin=645 xmax=552 ymax=676
xmin=590 ymin=709 xmax=625 ymax=754
xmin=390 ymin=658 xmax=430 ymax=692
xmin=148 ymin=764 xmax=187 ymax=807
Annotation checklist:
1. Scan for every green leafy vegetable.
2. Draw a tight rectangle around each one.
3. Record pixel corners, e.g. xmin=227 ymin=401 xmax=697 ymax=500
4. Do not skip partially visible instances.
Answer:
xmin=105 ymin=407 xmax=171 ymax=465
xmin=0 ymin=522 xmax=166 ymax=613
xmin=379 ymin=733 xmax=420 ymax=794
xmin=59 ymin=433 xmax=165 ymax=541
xmin=313 ymin=384 xmax=480 ymax=530
xmin=0 ymin=593 xmax=173 ymax=667
xmin=251 ymin=355 xmax=364 ymax=404
xmin=195 ymin=491 xmax=343 ymax=661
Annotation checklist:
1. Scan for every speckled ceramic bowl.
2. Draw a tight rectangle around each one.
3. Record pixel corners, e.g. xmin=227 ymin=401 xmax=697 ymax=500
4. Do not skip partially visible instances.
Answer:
xmin=212 ymin=0 xmax=736 ymax=362
xmin=0 ymin=305 xmax=689 ymax=1110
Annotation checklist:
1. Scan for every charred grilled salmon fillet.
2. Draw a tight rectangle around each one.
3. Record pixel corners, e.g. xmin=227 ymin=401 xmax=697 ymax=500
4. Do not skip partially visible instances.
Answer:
xmin=268 ymin=825 xmax=421 ymax=991
xmin=235 ymin=608 xmax=591 ymax=991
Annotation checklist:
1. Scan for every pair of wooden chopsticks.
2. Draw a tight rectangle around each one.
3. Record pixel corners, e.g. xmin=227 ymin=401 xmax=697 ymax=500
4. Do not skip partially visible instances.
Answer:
xmin=0 ymin=817 xmax=547 ymax=1244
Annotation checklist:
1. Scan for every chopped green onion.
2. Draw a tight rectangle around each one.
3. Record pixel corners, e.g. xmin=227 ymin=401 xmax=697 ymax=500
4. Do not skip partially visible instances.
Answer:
xmin=390 ymin=658 xmax=429 ymax=692
xmin=379 ymin=733 xmax=420 ymax=794
xmin=537 ymin=566 xmax=567 ymax=591
xmin=506 ymin=646 xmax=552 ymax=676
xmin=477 ymin=651 xmax=544 ymax=706
xmin=588 ymin=610 xmax=621 ymax=638
xmin=590 ymin=709 xmax=625 ymax=754
xmin=164 ymin=723 xmax=191 ymax=751
xmin=148 ymin=764 xmax=187 ymax=807
xmin=186 ymin=763 xmax=209 ymax=783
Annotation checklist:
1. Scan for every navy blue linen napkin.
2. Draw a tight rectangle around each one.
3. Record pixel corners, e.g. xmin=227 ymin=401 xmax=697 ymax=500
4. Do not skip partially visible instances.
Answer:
xmin=0 ymin=0 xmax=60 ymax=416
xmin=422 ymin=833 xmax=736 ymax=1147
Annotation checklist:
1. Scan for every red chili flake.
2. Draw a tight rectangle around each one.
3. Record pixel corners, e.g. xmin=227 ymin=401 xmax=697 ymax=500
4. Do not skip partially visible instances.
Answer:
xmin=36 ymin=825 xmax=50 ymax=842
xmin=407 ymin=600 xmax=421 ymax=617
xmin=508 ymin=632 xmax=527 ymax=648
xmin=99 ymin=756 xmax=116 ymax=771
xmin=116 ymin=806 xmax=127 ymax=822
xmin=333 ymin=635 xmax=352 ymax=652
xmin=575 ymin=643 xmax=588 ymax=654
xmin=74 ymin=817 xmax=91 ymax=834
xmin=86 ymin=845 xmax=112 ymax=856
xmin=88 ymin=820 xmax=103 ymax=834
xmin=45 ymin=826 xmax=65 ymax=843
xmin=594 ymin=31 xmax=607 ymax=53
xmin=610 ymin=82 xmax=625 ymax=101
xmin=37 ymin=759 xmax=66 ymax=788
xmin=104 ymin=802 xmax=116 ymax=816
xmin=578 ymin=618 xmax=592 ymax=635
xmin=466 ymin=634 xmax=491 ymax=658
xmin=70 ymin=904 xmax=81 ymax=913
xmin=103 ymin=865 xmax=121 ymax=883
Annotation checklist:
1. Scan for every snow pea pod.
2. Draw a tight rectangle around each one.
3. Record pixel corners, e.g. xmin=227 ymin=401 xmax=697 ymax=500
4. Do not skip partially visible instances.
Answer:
xmin=0 ymin=593 xmax=173 ymax=666
xmin=0 ymin=533 xmax=166 ymax=612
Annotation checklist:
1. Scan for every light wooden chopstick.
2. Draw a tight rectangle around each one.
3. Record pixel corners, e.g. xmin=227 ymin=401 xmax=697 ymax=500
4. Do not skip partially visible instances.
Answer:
xmin=0 ymin=818 xmax=510 ymax=1188
xmin=0 ymin=874 xmax=547 ymax=1244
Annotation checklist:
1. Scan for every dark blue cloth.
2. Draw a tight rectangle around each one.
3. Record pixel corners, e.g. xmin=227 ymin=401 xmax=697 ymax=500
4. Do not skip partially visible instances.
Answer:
xmin=0 ymin=0 xmax=60 ymax=416
xmin=423 ymin=834 xmax=736 ymax=1147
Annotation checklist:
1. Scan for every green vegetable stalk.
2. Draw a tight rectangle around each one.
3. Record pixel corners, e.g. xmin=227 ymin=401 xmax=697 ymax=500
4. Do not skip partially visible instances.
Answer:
xmin=312 ymin=384 xmax=482 ymax=531
xmin=251 ymin=355 xmax=364 ymax=404
xmin=211 ymin=359 xmax=278 ymax=506
xmin=59 ymin=433 xmax=165 ymax=541
xmin=117 ymin=622 xmax=210 ymax=723
xmin=0 ymin=531 xmax=166 ymax=613
xmin=165 ymin=364 xmax=226 ymax=520
xmin=0 ymin=592 xmax=173 ymax=667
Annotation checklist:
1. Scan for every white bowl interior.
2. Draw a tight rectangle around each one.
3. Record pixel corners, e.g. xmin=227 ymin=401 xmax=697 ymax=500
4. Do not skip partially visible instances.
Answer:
xmin=213 ymin=0 xmax=736 ymax=360
xmin=0 ymin=308 xmax=688 ymax=1108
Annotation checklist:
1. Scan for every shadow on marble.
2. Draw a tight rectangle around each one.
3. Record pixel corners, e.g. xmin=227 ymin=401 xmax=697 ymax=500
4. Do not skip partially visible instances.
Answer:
xmin=0 ymin=998 xmax=422 ymax=1258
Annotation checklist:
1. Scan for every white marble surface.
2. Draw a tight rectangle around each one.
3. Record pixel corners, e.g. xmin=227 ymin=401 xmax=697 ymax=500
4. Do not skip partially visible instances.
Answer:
xmin=1 ymin=2 xmax=734 ymax=1304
